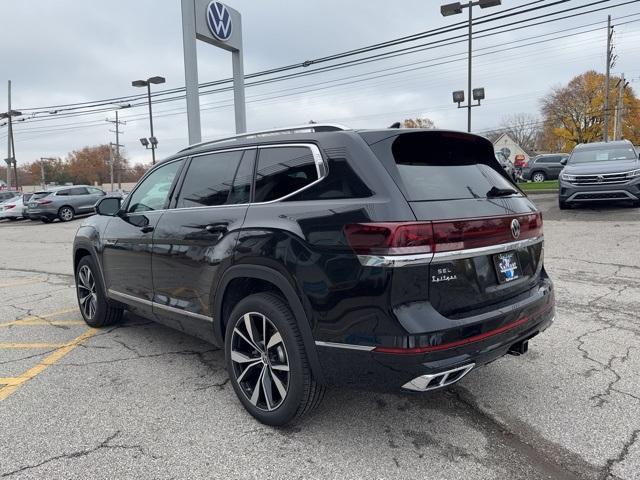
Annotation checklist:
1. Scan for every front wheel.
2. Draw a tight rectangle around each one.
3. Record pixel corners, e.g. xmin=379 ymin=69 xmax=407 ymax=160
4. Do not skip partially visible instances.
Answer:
xmin=58 ymin=206 xmax=75 ymax=222
xmin=225 ymin=293 xmax=325 ymax=426
xmin=559 ymin=199 xmax=569 ymax=210
xmin=532 ymin=171 xmax=546 ymax=183
xmin=75 ymin=256 xmax=123 ymax=327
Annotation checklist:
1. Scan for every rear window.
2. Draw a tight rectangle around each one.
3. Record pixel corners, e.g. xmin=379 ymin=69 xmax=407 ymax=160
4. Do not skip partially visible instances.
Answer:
xmin=389 ymin=132 xmax=517 ymax=201
xmin=32 ymin=192 xmax=52 ymax=200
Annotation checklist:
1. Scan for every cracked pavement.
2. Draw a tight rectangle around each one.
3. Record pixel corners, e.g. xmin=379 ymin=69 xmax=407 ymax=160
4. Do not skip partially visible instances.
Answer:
xmin=0 ymin=198 xmax=639 ymax=479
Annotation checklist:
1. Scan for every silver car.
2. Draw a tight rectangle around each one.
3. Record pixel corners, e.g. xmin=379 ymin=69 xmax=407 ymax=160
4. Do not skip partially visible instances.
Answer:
xmin=26 ymin=185 xmax=107 ymax=223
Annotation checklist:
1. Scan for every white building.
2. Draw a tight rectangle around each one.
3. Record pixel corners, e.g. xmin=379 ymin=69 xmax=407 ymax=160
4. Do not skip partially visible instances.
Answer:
xmin=493 ymin=133 xmax=531 ymax=164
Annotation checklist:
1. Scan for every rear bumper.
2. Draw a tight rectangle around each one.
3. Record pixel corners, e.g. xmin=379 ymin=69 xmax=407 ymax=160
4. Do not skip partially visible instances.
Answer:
xmin=26 ymin=207 xmax=57 ymax=219
xmin=315 ymin=280 xmax=554 ymax=391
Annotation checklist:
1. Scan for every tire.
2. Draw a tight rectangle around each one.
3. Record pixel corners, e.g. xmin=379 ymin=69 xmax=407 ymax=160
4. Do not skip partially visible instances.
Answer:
xmin=225 ymin=292 xmax=325 ymax=426
xmin=41 ymin=218 xmax=54 ymax=223
xmin=8 ymin=217 xmax=17 ymax=221
xmin=532 ymin=171 xmax=546 ymax=183
xmin=75 ymin=255 xmax=123 ymax=327
xmin=58 ymin=206 xmax=75 ymax=222
xmin=559 ymin=199 xmax=569 ymax=210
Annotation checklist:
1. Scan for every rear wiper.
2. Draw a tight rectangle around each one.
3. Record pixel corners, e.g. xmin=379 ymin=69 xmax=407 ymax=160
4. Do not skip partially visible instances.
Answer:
xmin=486 ymin=186 xmax=519 ymax=198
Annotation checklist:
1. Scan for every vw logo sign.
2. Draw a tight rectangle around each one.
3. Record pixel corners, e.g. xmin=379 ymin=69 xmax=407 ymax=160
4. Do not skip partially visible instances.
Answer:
xmin=510 ymin=219 xmax=521 ymax=240
xmin=596 ymin=175 xmax=604 ymax=184
xmin=206 ymin=1 xmax=232 ymax=42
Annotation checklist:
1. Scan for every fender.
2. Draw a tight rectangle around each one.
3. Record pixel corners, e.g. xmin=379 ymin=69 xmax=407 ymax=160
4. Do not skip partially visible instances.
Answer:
xmin=214 ymin=264 xmax=325 ymax=384
xmin=73 ymin=230 xmax=110 ymax=301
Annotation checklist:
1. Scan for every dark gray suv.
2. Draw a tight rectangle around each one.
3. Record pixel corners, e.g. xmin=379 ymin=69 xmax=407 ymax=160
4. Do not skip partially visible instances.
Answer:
xmin=558 ymin=140 xmax=640 ymax=209
xmin=27 ymin=185 xmax=106 ymax=222
xmin=522 ymin=154 xmax=568 ymax=182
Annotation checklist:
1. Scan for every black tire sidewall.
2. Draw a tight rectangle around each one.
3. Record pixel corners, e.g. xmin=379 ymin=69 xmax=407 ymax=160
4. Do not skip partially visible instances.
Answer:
xmin=59 ymin=207 xmax=74 ymax=222
xmin=76 ymin=256 xmax=108 ymax=327
xmin=225 ymin=293 xmax=307 ymax=426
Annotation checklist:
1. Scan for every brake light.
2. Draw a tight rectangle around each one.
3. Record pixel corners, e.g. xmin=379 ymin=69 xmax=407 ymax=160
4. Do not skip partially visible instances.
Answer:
xmin=4 ymin=204 xmax=15 ymax=209
xmin=38 ymin=199 xmax=52 ymax=205
xmin=343 ymin=223 xmax=434 ymax=255
xmin=345 ymin=213 xmax=543 ymax=256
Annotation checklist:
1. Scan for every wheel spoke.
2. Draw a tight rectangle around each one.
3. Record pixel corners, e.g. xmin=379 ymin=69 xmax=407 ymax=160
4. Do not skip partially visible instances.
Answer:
xmin=231 ymin=350 xmax=259 ymax=364
xmin=243 ymin=313 xmax=262 ymax=351
xmin=237 ymin=360 xmax=262 ymax=383
xmin=249 ymin=367 xmax=265 ymax=406
xmin=270 ymin=363 xmax=289 ymax=372
xmin=269 ymin=367 xmax=287 ymax=399
xmin=267 ymin=331 xmax=282 ymax=350
xmin=262 ymin=367 xmax=275 ymax=411
xmin=234 ymin=327 xmax=261 ymax=353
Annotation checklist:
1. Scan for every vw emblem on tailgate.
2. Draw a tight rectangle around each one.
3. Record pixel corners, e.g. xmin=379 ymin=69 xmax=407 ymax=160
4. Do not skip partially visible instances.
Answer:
xmin=206 ymin=1 xmax=232 ymax=41
xmin=510 ymin=219 xmax=521 ymax=239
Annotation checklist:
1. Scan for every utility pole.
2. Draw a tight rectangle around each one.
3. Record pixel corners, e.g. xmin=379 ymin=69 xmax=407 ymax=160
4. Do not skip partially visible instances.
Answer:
xmin=603 ymin=15 xmax=614 ymax=142
xmin=613 ymin=74 xmax=627 ymax=141
xmin=108 ymin=142 xmax=124 ymax=192
xmin=1 ymin=81 xmax=22 ymax=190
xmin=106 ymin=111 xmax=125 ymax=191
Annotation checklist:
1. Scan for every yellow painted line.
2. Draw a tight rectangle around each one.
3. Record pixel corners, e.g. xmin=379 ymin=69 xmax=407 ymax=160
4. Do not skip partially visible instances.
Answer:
xmin=0 ymin=278 xmax=44 ymax=288
xmin=0 ymin=328 xmax=98 ymax=401
xmin=0 ymin=319 xmax=86 ymax=328
xmin=0 ymin=343 xmax=66 ymax=349
xmin=0 ymin=307 xmax=79 ymax=328
xmin=0 ymin=378 xmax=21 ymax=386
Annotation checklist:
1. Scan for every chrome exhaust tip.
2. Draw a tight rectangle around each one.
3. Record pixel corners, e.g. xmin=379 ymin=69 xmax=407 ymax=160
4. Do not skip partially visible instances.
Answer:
xmin=401 ymin=363 xmax=475 ymax=392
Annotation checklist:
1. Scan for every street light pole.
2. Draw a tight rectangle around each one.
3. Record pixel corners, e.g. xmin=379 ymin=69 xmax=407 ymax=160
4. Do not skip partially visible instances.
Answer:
xmin=441 ymin=0 xmax=501 ymax=132
xmin=132 ymin=76 xmax=165 ymax=165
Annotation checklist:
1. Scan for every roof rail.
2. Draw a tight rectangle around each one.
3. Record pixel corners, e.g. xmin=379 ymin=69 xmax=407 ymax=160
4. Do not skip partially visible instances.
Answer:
xmin=180 ymin=123 xmax=350 ymax=152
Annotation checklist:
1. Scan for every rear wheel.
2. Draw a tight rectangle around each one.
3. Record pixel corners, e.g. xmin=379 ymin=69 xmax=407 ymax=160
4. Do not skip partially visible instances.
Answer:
xmin=75 ymin=256 xmax=123 ymax=327
xmin=8 ymin=217 xmax=18 ymax=221
xmin=41 ymin=218 xmax=54 ymax=223
xmin=532 ymin=171 xmax=546 ymax=183
xmin=58 ymin=206 xmax=75 ymax=222
xmin=225 ymin=292 xmax=325 ymax=426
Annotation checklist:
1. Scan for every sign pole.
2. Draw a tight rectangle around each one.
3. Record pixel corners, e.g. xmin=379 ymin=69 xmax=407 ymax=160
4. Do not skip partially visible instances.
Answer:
xmin=232 ymin=49 xmax=246 ymax=133
xmin=181 ymin=0 xmax=202 ymax=145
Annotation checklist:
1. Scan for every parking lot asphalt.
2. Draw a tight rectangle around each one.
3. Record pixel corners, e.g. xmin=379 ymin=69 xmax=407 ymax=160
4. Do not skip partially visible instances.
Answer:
xmin=0 ymin=196 xmax=639 ymax=479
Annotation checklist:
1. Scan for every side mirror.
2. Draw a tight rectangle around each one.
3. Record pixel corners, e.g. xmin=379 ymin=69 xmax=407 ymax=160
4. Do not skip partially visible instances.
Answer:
xmin=560 ymin=158 xmax=568 ymax=166
xmin=95 ymin=196 xmax=121 ymax=216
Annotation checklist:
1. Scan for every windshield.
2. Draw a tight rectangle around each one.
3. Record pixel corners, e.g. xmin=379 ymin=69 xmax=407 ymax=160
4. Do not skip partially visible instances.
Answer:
xmin=570 ymin=146 xmax=637 ymax=164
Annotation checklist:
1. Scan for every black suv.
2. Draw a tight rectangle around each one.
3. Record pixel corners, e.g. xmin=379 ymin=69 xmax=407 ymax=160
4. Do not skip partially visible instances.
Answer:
xmin=559 ymin=140 xmax=640 ymax=209
xmin=73 ymin=125 xmax=554 ymax=426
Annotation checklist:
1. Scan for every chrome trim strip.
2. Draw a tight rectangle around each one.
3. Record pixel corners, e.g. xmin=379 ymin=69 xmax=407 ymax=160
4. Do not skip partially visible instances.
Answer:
xmin=431 ymin=236 xmax=543 ymax=263
xmin=182 ymin=123 xmax=349 ymax=151
xmin=567 ymin=190 xmax=638 ymax=201
xmin=108 ymin=289 xmax=213 ymax=322
xmin=356 ymin=236 xmax=544 ymax=267
xmin=153 ymin=302 xmax=213 ymax=322
xmin=402 ymin=363 xmax=475 ymax=392
xmin=109 ymin=289 xmax=153 ymax=307
xmin=356 ymin=253 xmax=434 ymax=268
xmin=315 ymin=341 xmax=375 ymax=351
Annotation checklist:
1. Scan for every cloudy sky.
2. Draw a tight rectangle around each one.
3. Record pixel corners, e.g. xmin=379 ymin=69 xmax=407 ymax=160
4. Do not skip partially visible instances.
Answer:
xmin=1 ymin=0 xmax=639 ymax=167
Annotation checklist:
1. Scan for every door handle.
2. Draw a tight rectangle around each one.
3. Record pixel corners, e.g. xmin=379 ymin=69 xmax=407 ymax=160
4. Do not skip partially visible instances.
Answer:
xmin=205 ymin=224 xmax=227 ymax=234
xmin=140 ymin=226 xmax=154 ymax=233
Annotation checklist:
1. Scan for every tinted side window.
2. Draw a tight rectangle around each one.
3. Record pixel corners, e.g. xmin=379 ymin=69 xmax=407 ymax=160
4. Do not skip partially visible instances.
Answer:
xmin=177 ymin=150 xmax=254 ymax=208
xmin=127 ymin=160 xmax=183 ymax=213
xmin=69 ymin=187 xmax=89 ymax=195
xmin=254 ymin=146 xmax=319 ymax=202
xmin=88 ymin=187 xmax=105 ymax=195
xmin=56 ymin=189 xmax=71 ymax=196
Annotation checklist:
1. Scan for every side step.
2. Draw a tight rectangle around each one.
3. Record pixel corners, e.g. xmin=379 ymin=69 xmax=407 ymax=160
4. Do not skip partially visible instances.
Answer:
xmin=401 ymin=363 xmax=475 ymax=392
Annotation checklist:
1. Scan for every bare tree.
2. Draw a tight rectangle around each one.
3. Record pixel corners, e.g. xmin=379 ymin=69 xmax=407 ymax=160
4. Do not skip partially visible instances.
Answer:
xmin=497 ymin=113 xmax=541 ymax=153
xmin=403 ymin=118 xmax=436 ymax=129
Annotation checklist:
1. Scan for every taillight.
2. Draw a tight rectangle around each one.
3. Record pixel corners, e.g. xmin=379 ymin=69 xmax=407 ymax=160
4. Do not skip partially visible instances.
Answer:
xmin=38 ymin=199 xmax=52 ymax=205
xmin=345 ymin=213 xmax=542 ymax=256
xmin=344 ymin=223 xmax=434 ymax=255
xmin=4 ymin=204 xmax=15 ymax=209
xmin=522 ymin=162 xmax=529 ymax=167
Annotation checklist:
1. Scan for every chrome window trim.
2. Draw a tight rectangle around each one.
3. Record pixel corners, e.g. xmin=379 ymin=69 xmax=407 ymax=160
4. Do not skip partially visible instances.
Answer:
xmin=108 ymin=289 xmax=213 ymax=322
xmin=355 ymin=236 xmax=544 ymax=267
xmin=315 ymin=341 xmax=375 ymax=351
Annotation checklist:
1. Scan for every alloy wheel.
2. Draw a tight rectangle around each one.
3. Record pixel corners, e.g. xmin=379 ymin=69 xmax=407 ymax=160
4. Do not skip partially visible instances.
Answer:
xmin=532 ymin=173 xmax=545 ymax=183
xmin=230 ymin=312 xmax=290 ymax=412
xmin=77 ymin=265 xmax=98 ymax=320
xmin=60 ymin=207 xmax=73 ymax=221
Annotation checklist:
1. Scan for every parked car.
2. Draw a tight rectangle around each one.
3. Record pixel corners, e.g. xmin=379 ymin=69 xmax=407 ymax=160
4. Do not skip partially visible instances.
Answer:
xmin=0 ymin=193 xmax=30 ymax=220
xmin=73 ymin=125 xmax=554 ymax=426
xmin=20 ymin=193 xmax=33 ymax=218
xmin=521 ymin=154 xmax=569 ymax=182
xmin=27 ymin=185 xmax=106 ymax=222
xmin=495 ymin=152 xmax=517 ymax=181
xmin=0 ymin=190 xmax=21 ymax=203
xmin=558 ymin=140 xmax=640 ymax=209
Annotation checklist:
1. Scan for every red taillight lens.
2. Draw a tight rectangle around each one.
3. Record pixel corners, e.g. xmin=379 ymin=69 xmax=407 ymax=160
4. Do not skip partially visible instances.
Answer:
xmin=345 ymin=213 xmax=542 ymax=256
xmin=344 ymin=223 xmax=434 ymax=255
xmin=38 ymin=199 xmax=52 ymax=205
xmin=4 ymin=204 xmax=15 ymax=209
